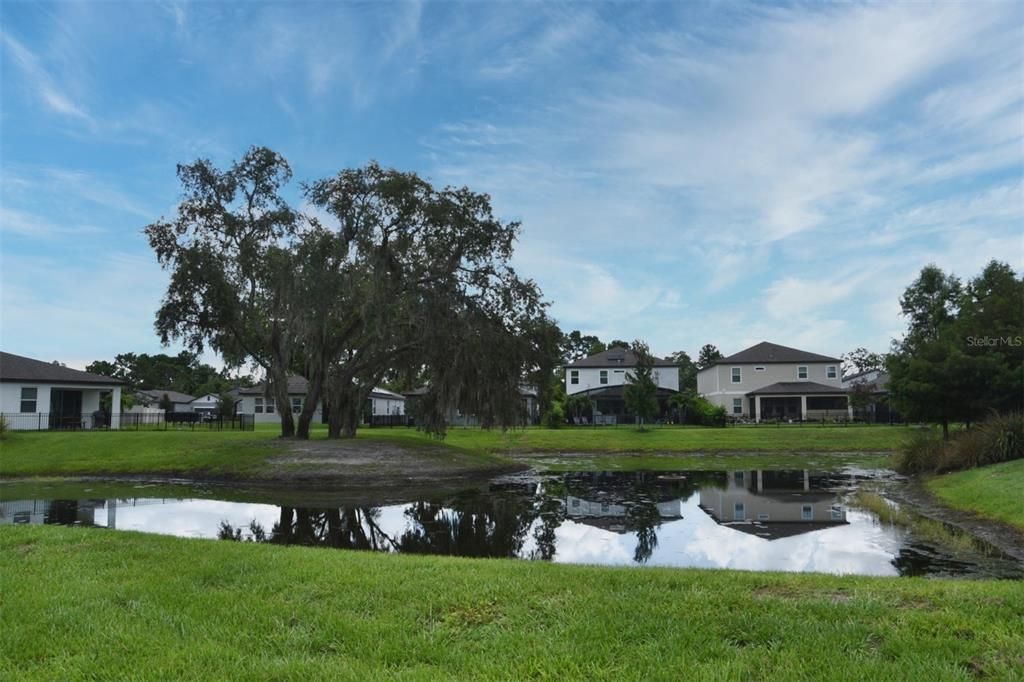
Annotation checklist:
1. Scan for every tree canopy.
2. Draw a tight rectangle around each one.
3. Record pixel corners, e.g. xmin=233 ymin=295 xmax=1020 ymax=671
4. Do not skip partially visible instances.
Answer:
xmin=697 ymin=344 xmax=723 ymax=369
xmin=147 ymin=148 xmax=549 ymax=439
xmin=624 ymin=340 xmax=660 ymax=430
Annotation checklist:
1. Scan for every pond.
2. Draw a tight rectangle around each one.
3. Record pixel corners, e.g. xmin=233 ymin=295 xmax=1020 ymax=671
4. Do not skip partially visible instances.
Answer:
xmin=2 ymin=468 xmax=1021 ymax=578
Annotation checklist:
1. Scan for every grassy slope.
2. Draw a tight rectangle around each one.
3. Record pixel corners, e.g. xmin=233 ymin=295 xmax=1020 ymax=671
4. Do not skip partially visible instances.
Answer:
xmin=2 ymin=527 xmax=1022 ymax=680
xmin=0 ymin=425 xmax=909 ymax=479
xmin=927 ymin=459 xmax=1024 ymax=531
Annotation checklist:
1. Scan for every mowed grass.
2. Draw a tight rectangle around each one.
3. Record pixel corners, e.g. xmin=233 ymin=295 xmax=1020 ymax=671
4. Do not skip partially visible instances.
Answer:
xmin=0 ymin=424 xmax=909 ymax=479
xmin=927 ymin=459 xmax=1024 ymax=531
xmin=377 ymin=423 xmax=914 ymax=454
xmin=2 ymin=526 xmax=1022 ymax=680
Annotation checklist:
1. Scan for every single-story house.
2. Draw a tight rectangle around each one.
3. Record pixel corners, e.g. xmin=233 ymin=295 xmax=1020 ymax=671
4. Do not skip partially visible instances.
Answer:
xmin=132 ymin=389 xmax=196 ymax=413
xmin=696 ymin=342 xmax=850 ymax=422
xmin=0 ymin=351 xmax=123 ymax=429
xmin=402 ymin=384 xmax=539 ymax=427
xmin=236 ymin=376 xmax=405 ymax=425
xmin=564 ymin=348 xmax=679 ymax=424
xmin=189 ymin=393 xmax=221 ymax=414
xmin=842 ymin=369 xmax=898 ymax=423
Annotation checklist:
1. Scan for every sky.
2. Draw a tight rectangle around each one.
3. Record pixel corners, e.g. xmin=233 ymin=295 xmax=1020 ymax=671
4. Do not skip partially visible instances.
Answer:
xmin=1 ymin=1 xmax=1022 ymax=370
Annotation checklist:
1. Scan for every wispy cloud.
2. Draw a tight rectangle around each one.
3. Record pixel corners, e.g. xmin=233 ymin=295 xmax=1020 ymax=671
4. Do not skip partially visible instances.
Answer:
xmin=1 ymin=30 xmax=92 ymax=123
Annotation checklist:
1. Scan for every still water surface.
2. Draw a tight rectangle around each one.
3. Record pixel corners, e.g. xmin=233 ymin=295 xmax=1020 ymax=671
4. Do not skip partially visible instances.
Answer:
xmin=2 ymin=469 xmax=1020 ymax=578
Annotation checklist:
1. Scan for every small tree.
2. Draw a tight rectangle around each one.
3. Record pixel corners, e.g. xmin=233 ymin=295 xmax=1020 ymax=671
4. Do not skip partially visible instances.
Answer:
xmin=697 ymin=344 xmax=723 ymax=369
xmin=564 ymin=393 xmax=594 ymax=424
xmin=159 ymin=393 xmax=172 ymax=414
xmin=216 ymin=392 xmax=236 ymax=419
xmin=624 ymin=340 xmax=659 ymax=431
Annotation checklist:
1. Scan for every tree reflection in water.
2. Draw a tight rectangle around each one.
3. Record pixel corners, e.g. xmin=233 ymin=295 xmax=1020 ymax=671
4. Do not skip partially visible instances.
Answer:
xmin=216 ymin=472 xmax=719 ymax=564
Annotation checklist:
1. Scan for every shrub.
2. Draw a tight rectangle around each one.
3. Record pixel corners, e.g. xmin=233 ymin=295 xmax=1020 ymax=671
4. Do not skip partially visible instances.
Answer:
xmin=891 ymin=429 xmax=946 ymax=474
xmin=0 ymin=414 xmax=7 ymax=439
xmin=687 ymin=397 xmax=727 ymax=427
xmin=937 ymin=411 xmax=1023 ymax=472
xmin=542 ymin=402 xmax=565 ymax=429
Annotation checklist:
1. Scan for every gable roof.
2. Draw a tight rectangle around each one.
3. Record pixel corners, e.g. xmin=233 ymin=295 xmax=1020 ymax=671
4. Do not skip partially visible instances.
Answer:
xmin=566 ymin=348 xmax=677 ymax=369
xmin=714 ymin=342 xmax=840 ymax=366
xmin=0 ymin=352 xmax=122 ymax=385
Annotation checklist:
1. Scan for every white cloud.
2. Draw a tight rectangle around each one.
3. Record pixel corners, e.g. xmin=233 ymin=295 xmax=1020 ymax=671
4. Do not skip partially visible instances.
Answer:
xmin=1 ymin=31 xmax=92 ymax=123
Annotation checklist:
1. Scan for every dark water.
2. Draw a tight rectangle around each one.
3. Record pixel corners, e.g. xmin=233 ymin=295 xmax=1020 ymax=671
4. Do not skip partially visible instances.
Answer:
xmin=2 ymin=469 xmax=1020 ymax=578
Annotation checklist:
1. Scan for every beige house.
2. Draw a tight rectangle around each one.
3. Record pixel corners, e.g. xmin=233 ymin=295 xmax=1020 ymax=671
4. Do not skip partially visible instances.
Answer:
xmin=697 ymin=342 xmax=850 ymax=422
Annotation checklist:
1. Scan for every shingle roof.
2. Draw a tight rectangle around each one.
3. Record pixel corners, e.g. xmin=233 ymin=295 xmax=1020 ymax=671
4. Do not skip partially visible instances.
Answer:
xmin=745 ymin=381 xmax=848 ymax=396
xmin=715 ymin=342 xmax=841 ymax=365
xmin=136 ymin=389 xmax=196 ymax=404
xmin=566 ymin=348 xmax=677 ymax=368
xmin=0 ymin=351 xmax=122 ymax=385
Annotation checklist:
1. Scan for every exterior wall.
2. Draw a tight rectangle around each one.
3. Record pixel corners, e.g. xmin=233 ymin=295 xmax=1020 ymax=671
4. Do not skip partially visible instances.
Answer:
xmin=369 ymin=396 xmax=405 ymax=416
xmin=697 ymin=362 xmax=842 ymax=418
xmin=565 ymin=366 xmax=679 ymax=396
xmin=237 ymin=394 xmax=323 ymax=424
xmin=841 ymin=370 xmax=882 ymax=389
xmin=190 ymin=394 xmax=220 ymax=413
xmin=699 ymin=470 xmax=846 ymax=523
xmin=1 ymin=382 xmax=120 ymax=429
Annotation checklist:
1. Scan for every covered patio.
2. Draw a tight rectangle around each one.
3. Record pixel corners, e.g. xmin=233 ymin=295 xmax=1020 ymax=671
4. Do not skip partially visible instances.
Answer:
xmin=746 ymin=382 xmax=851 ymax=423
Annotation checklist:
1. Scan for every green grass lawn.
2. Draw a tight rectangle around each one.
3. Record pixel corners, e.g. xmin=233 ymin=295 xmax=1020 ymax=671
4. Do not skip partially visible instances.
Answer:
xmin=2 ymin=526 xmax=1022 ymax=680
xmin=926 ymin=459 xmax=1024 ymax=531
xmin=0 ymin=424 xmax=910 ymax=480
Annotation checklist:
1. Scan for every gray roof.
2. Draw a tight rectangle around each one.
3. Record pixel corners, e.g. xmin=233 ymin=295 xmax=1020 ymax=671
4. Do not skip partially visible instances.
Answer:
xmin=846 ymin=371 xmax=890 ymax=393
xmin=136 ymin=389 xmax=196 ymax=404
xmin=746 ymin=381 xmax=848 ymax=396
xmin=715 ymin=342 xmax=841 ymax=365
xmin=0 ymin=352 xmax=122 ymax=385
xmin=566 ymin=348 xmax=677 ymax=369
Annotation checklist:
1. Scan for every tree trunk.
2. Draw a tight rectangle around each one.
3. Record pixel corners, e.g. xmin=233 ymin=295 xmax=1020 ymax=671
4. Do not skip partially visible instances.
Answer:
xmin=270 ymin=366 xmax=295 ymax=438
xmin=295 ymin=369 xmax=324 ymax=440
xmin=277 ymin=507 xmax=293 ymax=542
xmin=942 ymin=418 xmax=950 ymax=441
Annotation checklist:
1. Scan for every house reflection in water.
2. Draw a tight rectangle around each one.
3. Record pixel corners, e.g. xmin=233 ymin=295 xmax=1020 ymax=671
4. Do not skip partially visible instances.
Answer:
xmin=698 ymin=470 xmax=847 ymax=540
xmin=565 ymin=496 xmax=682 ymax=533
xmin=1 ymin=498 xmax=122 ymax=528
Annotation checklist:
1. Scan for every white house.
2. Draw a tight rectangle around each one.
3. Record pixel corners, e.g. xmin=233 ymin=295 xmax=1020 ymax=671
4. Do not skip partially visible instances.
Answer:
xmin=189 ymin=393 xmax=221 ymax=414
xmin=564 ymin=347 xmax=679 ymax=423
xmin=0 ymin=351 xmax=123 ymax=429
xmin=235 ymin=375 xmax=404 ymax=424
xmin=132 ymin=389 xmax=196 ymax=413
xmin=696 ymin=342 xmax=849 ymax=422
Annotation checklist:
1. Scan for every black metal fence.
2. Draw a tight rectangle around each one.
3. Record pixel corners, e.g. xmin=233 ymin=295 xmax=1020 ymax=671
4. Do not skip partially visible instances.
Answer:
xmin=363 ymin=414 xmax=410 ymax=428
xmin=0 ymin=412 xmax=255 ymax=432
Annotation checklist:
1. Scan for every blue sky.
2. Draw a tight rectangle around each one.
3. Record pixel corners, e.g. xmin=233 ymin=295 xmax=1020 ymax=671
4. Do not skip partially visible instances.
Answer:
xmin=1 ymin=1 xmax=1021 ymax=370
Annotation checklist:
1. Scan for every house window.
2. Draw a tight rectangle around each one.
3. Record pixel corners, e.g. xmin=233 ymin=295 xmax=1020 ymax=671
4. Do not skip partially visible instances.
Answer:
xmin=802 ymin=504 xmax=813 ymax=520
xmin=265 ymin=398 xmax=275 ymax=414
xmin=570 ymin=370 xmax=579 ymax=385
xmin=754 ymin=366 xmax=766 ymax=372
xmin=733 ymin=471 xmax=744 ymax=486
xmin=757 ymin=513 xmax=770 ymax=521
xmin=732 ymin=398 xmax=742 ymax=414
xmin=734 ymin=502 xmax=745 ymax=521
xmin=827 ymin=365 xmax=837 ymax=379
xmin=20 ymin=387 xmax=37 ymax=413
xmin=599 ymin=370 xmax=608 ymax=385
xmin=571 ymin=498 xmax=580 ymax=508
xmin=291 ymin=397 xmax=302 ymax=414
xmin=830 ymin=505 xmax=843 ymax=520
xmin=731 ymin=367 xmax=741 ymax=383
xmin=254 ymin=397 xmax=264 ymax=414
xmin=797 ymin=366 xmax=808 ymax=379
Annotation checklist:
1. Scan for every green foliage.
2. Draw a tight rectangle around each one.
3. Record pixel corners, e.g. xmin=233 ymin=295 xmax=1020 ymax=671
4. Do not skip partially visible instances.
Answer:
xmin=841 ymin=347 xmax=885 ymax=376
xmin=87 ymin=351 xmax=251 ymax=396
xmin=561 ymin=330 xmax=605 ymax=362
xmin=563 ymin=393 xmax=593 ymax=422
xmin=623 ymin=340 xmax=659 ymax=429
xmin=891 ymin=412 xmax=1023 ymax=475
xmin=696 ymin=343 xmax=723 ymax=369
xmin=159 ymin=393 xmax=173 ymax=413
xmin=216 ymin=392 xmax=237 ymax=419
xmin=669 ymin=350 xmax=697 ymax=392
xmin=686 ymin=396 xmax=727 ymax=427
xmin=541 ymin=401 xmax=565 ymax=429
xmin=887 ymin=261 xmax=1023 ymax=436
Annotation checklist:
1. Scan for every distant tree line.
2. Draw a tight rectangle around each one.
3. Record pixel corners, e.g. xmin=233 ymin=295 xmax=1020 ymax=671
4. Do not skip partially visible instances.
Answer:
xmin=85 ymin=351 xmax=254 ymax=397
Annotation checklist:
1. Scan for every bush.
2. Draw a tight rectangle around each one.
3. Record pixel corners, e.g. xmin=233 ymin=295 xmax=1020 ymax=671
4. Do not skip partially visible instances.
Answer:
xmin=937 ymin=411 xmax=1023 ymax=472
xmin=687 ymin=397 xmax=727 ymax=427
xmin=892 ymin=412 xmax=1024 ymax=474
xmin=542 ymin=402 xmax=565 ymax=429
xmin=0 ymin=414 xmax=7 ymax=440
xmin=891 ymin=429 xmax=946 ymax=474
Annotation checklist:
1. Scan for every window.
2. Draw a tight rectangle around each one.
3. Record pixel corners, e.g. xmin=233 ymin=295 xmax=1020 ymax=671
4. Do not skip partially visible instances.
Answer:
xmin=733 ymin=471 xmax=744 ymax=486
xmin=754 ymin=366 xmax=766 ymax=372
xmin=731 ymin=367 xmax=741 ymax=383
xmin=571 ymin=498 xmax=580 ymax=508
xmin=291 ymin=397 xmax=303 ymax=414
xmin=757 ymin=513 xmax=770 ymax=521
xmin=570 ymin=370 xmax=579 ymax=385
xmin=20 ymin=387 xmax=37 ymax=413
xmin=265 ymin=398 xmax=275 ymax=414
xmin=826 ymin=365 xmax=837 ymax=379
xmin=830 ymin=505 xmax=843 ymax=520
xmin=599 ymin=370 xmax=608 ymax=385
xmin=733 ymin=502 xmax=745 ymax=521
xmin=797 ymin=366 xmax=808 ymax=379
xmin=254 ymin=397 xmax=264 ymax=414
xmin=801 ymin=504 xmax=813 ymax=520
xmin=732 ymin=398 xmax=742 ymax=414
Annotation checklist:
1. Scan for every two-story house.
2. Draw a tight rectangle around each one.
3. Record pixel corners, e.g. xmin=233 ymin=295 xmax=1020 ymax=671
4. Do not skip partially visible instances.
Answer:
xmin=696 ymin=342 xmax=849 ymax=422
xmin=565 ymin=347 xmax=679 ymax=423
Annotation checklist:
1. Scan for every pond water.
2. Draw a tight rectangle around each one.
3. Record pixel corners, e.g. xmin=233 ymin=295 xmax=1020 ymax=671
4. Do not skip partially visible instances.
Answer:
xmin=2 ymin=468 xmax=1021 ymax=578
